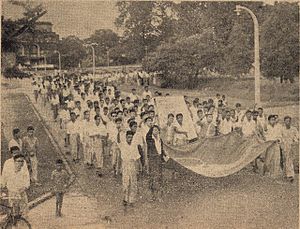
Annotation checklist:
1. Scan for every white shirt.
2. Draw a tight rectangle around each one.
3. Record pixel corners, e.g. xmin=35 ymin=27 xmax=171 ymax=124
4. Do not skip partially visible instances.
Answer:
xmin=51 ymin=96 xmax=60 ymax=105
xmin=66 ymin=120 xmax=79 ymax=135
xmin=265 ymin=124 xmax=282 ymax=142
xmin=219 ymin=119 xmax=233 ymax=135
xmin=1 ymin=158 xmax=30 ymax=193
xmin=59 ymin=109 xmax=70 ymax=121
xmin=129 ymin=93 xmax=139 ymax=102
xmin=119 ymin=141 xmax=140 ymax=164
xmin=89 ymin=122 xmax=108 ymax=137
xmin=9 ymin=138 xmax=23 ymax=152
xmin=241 ymin=119 xmax=256 ymax=137
xmin=142 ymin=90 xmax=152 ymax=99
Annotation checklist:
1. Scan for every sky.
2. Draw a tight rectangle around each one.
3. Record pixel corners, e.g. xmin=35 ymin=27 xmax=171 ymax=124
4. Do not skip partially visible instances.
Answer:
xmin=2 ymin=1 xmax=120 ymax=39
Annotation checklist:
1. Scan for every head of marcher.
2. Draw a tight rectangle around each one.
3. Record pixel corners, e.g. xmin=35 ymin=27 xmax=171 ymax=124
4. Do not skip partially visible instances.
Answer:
xmin=27 ymin=126 xmax=35 ymax=137
xmin=84 ymin=110 xmax=90 ymax=121
xmin=129 ymin=121 xmax=138 ymax=133
xmin=176 ymin=113 xmax=183 ymax=125
xmin=245 ymin=110 xmax=252 ymax=121
xmin=13 ymin=128 xmax=21 ymax=139
xmin=268 ymin=115 xmax=276 ymax=127
xmin=13 ymin=152 xmax=25 ymax=172
xmin=126 ymin=131 xmax=134 ymax=145
xmin=284 ymin=116 xmax=292 ymax=128
xmin=55 ymin=159 xmax=63 ymax=172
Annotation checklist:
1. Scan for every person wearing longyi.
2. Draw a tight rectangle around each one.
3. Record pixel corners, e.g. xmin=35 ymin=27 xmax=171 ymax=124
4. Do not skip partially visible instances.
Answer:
xmin=280 ymin=116 xmax=299 ymax=182
xmin=119 ymin=131 xmax=141 ymax=207
xmin=22 ymin=126 xmax=41 ymax=186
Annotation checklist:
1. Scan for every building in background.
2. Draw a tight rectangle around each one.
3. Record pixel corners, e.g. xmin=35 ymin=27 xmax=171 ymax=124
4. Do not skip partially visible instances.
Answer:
xmin=15 ymin=21 xmax=59 ymax=70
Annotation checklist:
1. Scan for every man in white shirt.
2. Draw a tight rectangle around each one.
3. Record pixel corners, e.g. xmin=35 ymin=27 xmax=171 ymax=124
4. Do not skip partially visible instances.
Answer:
xmin=90 ymin=114 xmax=108 ymax=176
xmin=142 ymin=86 xmax=152 ymax=100
xmin=108 ymin=118 xmax=125 ymax=176
xmin=1 ymin=147 xmax=30 ymax=215
xmin=79 ymin=110 xmax=94 ymax=167
xmin=9 ymin=128 xmax=23 ymax=152
xmin=264 ymin=115 xmax=283 ymax=178
xmin=129 ymin=88 xmax=139 ymax=102
xmin=280 ymin=116 xmax=299 ymax=182
xmin=119 ymin=131 xmax=141 ymax=206
xmin=66 ymin=112 xmax=80 ymax=162
xmin=219 ymin=110 xmax=233 ymax=135
xmin=241 ymin=110 xmax=256 ymax=137
xmin=173 ymin=113 xmax=188 ymax=146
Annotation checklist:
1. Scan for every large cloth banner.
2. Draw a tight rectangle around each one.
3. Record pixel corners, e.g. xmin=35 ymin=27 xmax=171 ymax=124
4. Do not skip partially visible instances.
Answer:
xmin=155 ymin=96 xmax=198 ymax=140
xmin=163 ymin=131 xmax=277 ymax=178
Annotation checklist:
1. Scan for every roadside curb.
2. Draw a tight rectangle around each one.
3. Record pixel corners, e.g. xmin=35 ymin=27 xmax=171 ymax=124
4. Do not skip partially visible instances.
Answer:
xmin=25 ymin=94 xmax=76 ymax=210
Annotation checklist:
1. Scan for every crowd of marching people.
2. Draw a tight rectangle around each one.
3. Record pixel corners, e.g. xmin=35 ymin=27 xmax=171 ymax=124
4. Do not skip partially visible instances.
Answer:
xmin=1 ymin=70 xmax=298 ymax=216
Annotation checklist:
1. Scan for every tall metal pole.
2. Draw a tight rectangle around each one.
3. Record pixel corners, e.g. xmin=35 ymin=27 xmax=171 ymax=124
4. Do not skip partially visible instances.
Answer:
xmin=84 ymin=43 xmax=97 ymax=78
xmin=236 ymin=5 xmax=261 ymax=105
xmin=91 ymin=46 xmax=95 ymax=78
xmin=107 ymin=49 xmax=110 ymax=67
xmin=145 ymin=45 xmax=148 ymax=72
xmin=44 ymin=55 xmax=47 ymax=73
xmin=54 ymin=50 xmax=61 ymax=74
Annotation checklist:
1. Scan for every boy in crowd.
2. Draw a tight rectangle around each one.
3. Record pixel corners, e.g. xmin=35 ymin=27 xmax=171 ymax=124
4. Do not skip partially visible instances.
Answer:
xmin=51 ymin=159 xmax=71 ymax=217
xmin=165 ymin=113 xmax=175 ymax=145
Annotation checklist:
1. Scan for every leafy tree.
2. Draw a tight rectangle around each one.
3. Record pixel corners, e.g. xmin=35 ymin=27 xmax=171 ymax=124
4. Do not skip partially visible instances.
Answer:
xmin=115 ymin=1 xmax=176 ymax=61
xmin=260 ymin=2 xmax=299 ymax=83
xmin=2 ymin=1 xmax=47 ymax=53
xmin=57 ymin=36 xmax=87 ymax=69
xmin=143 ymin=29 xmax=222 ymax=89
xmin=85 ymin=29 xmax=119 ymax=65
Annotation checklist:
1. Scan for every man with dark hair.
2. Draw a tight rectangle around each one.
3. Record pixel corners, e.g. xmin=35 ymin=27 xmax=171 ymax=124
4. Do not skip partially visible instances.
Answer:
xmin=1 ymin=147 xmax=30 ymax=215
xmin=9 ymin=128 xmax=22 ymax=152
xmin=264 ymin=114 xmax=283 ymax=178
xmin=174 ymin=113 xmax=188 ymax=145
xmin=119 ymin=130 xmax=141 ymax=207
xmin=23 ymin=126 xmax=41 ymax=186
xmin=281 ymin=116 xmax=299 ymax=182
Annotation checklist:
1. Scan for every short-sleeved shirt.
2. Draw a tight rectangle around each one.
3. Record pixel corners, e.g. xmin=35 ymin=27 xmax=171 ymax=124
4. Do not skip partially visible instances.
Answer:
xmin=51 ymin=169 xmax=69 ymax=192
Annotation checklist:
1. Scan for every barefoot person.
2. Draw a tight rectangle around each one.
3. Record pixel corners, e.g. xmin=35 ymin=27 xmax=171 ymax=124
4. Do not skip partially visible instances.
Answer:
xmin=280 ymin=116 xmax=299 ymax=182
xmin=51 ymin=159 xmax=71 ymax=217
xmin=119 ymin=131 xmax=141 ymax=207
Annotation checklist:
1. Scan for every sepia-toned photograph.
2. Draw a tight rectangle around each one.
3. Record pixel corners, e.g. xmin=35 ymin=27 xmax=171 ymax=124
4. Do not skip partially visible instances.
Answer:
xmin=0 ymin=1 xmax=299 ymax=228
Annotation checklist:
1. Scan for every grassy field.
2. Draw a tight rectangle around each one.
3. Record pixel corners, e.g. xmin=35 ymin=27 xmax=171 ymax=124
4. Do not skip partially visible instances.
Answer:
xmin=120 ymin=77 xmax=299 ymax=108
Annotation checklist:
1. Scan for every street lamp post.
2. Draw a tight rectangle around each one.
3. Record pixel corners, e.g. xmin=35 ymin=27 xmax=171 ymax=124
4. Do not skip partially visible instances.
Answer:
xmin=54 ymin=50 xmax=61 ymax=74
xmin=235 ymin=5 xmax=261 ymax=105
xmin=84 ymin=43 xmax=97 ymax=78
xmin=107 ymin=49 xmax=110 ymax=67
xmin=44 ymin=55 xmax=47 ymax=73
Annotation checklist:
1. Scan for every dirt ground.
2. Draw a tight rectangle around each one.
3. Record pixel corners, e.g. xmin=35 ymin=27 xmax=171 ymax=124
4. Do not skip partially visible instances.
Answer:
xmin=1 ymin=79 xmax=299 ymax=229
